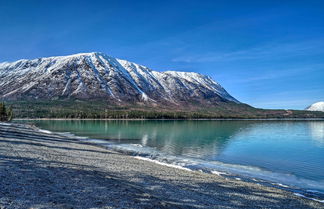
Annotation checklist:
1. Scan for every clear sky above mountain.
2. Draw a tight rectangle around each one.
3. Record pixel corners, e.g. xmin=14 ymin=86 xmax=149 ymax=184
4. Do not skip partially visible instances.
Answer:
xmin=0 ymin=0 xmax=323 ymax=109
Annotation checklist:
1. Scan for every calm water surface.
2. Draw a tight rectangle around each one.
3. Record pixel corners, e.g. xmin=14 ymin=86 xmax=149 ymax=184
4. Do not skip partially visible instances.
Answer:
xmin=19 ymin=120 xmax=324 ymax=192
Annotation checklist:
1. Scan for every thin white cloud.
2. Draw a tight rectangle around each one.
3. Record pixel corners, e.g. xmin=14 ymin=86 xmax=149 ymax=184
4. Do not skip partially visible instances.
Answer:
xmin=252 ymin=99 xmax=319 ymax=109
xmin=248 ymin=88 xmax=324 ymax=109
xmin=172 ymin=39 xmax=324 ymax=63
xmin=230 ymin=64 xmax=324 ymax=83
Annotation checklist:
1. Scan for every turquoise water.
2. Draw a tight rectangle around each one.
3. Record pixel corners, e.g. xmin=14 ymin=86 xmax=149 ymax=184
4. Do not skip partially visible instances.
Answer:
xmin=18 ymin=120 xmax=324 ymax=193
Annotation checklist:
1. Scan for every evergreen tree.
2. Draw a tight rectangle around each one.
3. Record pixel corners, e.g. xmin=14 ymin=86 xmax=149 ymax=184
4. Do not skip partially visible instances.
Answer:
xmin=0 ymin=103 xmax=14 ymax=121
xmin=7 ymin=106 xmax=13 ymax=121
xmin=0 ymin=102 xmax=8 ymax=121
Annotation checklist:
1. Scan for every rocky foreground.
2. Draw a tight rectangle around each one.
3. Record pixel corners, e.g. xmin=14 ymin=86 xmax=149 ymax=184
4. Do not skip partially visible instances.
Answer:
xmin=0 ymin=123 xmax=323 ymax=209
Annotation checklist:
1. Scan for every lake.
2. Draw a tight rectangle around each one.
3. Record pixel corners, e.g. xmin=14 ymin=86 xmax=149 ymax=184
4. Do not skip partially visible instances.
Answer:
xmin=18 ymin=120 xmax=324 ymax=194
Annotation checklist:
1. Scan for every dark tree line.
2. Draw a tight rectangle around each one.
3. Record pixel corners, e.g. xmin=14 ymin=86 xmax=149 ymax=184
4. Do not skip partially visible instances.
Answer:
xmin=4 ymin=100 xmax=324 ymax=119
xmin=0 ymin=103 xmax=13 ymax=121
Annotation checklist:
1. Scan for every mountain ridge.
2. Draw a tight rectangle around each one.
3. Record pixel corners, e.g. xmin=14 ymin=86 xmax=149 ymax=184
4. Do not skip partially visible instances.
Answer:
xmin=0 ymin=52 xmax=239 ymax=107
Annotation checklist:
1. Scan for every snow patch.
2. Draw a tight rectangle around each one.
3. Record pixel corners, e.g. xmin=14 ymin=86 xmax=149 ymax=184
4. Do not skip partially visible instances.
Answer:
xmin=134 ymin=156 xmax=192 ymax=171
xmin=211 ymin=170 xmax=227 ymax=176
xmin=306 ymin=102 xmax=324 ymax=112
xmin=293 ymin=193 xmax=324 ymax=203
xmin=38 ymin=129 xmax=52 ymax=134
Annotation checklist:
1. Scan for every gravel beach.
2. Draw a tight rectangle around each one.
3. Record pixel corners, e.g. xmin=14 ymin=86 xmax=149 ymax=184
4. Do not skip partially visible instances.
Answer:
xmin=0 ymin=122 xmax=323 ymax=209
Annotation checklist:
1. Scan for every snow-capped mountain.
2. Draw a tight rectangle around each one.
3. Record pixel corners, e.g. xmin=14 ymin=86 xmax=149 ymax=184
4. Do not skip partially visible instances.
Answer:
xmin=306 ymin=102 xmax=324 ymax=112
xmin=0 ymin=52 xmax=239 ymax=107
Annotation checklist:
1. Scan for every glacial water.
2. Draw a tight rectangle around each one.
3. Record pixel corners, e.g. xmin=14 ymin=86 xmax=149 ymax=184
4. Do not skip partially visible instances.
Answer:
xmin=18 ymin=120 xmax=324 ymax=196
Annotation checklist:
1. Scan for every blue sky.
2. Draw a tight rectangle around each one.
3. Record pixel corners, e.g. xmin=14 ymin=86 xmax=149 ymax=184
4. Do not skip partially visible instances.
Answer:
xmin=0 ymin=0 xmax=323 ymax=109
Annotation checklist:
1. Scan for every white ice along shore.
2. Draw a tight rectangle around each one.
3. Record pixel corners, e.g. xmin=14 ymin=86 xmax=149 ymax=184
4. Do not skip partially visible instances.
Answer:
xmin=0 ymin=52 xmax=239 ymax=106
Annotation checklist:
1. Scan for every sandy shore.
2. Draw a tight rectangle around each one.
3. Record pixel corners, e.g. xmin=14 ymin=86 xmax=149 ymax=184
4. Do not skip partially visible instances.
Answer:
xmin=0 ymin=123 xmax=323 ymax=209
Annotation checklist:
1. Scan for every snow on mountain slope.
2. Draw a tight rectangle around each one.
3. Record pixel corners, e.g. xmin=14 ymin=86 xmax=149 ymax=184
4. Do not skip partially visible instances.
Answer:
xmin=306 ymin=102 xmax=324 ymax=112
xmin=0 ymin=52 xmax=239 ymax=106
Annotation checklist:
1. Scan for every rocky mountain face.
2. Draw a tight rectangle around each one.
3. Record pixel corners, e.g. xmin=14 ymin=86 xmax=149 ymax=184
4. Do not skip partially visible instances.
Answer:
xmin=0 ymin=52 xmax=239 ymax=107
xmin=306 ymin=102 xmax=324 ymax=112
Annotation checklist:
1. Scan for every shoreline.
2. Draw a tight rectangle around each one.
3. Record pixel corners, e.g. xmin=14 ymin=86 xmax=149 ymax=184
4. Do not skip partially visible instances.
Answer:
xmin=8 ymin=121 xmax=324 ymax=198
xmin=1 ymin=122 xmax=323 ymax=208
xmin=14 ymin=118 xmax=324 ymax=121
xmin=81 ymin=137 xmax=324 ymax=202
